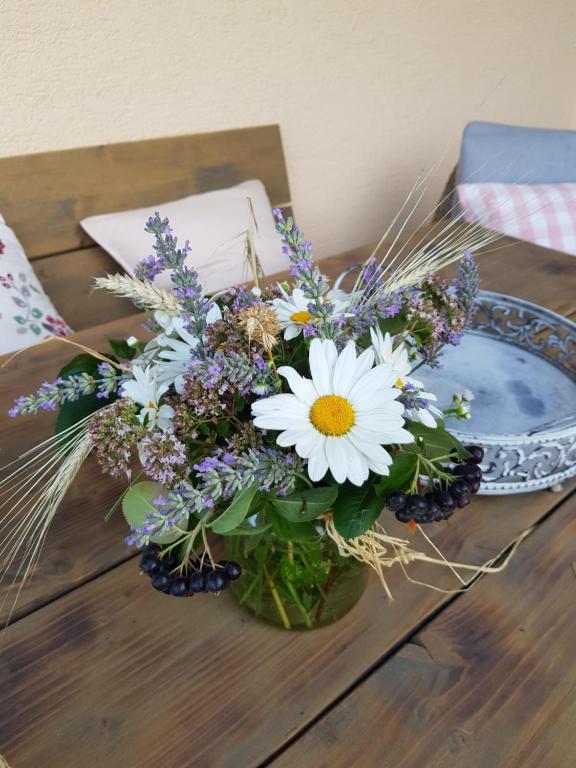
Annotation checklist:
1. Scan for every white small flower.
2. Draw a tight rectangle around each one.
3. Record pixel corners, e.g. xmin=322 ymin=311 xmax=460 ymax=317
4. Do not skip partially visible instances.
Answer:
xmin=121 ymin=365 xmax=175 ymax=430
xmin=271 ymin=287 xmax=350 ymax=341
xmin=252 ymin=338 xmax=413 ymax=486
xmin=126 ymin=336 xmax=139 ymax=347
xmin=370 ymin=327 xmax=442 ymax=428
xmin=154 ymin=304 xmax=222 ymax=392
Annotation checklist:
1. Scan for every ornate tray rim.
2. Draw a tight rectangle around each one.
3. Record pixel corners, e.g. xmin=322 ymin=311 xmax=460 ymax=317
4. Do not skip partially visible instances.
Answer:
xmin=448 ymin=290 xmax=576 ymax=494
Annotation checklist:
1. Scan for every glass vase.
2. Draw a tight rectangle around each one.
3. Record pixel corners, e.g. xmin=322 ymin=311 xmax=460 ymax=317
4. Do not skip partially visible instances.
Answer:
xmin=224 ymin=527 xmax=368 ymax=630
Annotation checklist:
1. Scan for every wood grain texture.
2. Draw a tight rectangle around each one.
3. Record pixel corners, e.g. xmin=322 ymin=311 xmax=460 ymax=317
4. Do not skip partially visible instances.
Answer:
xmin=0 ymin=124 xmax=290 ymax=259
xmin=0 ymin=486 xmax=573 ymax=768
xmin=272 ymin=493 xmax=576 ymax=768
xmin=33 ymin=246 xmax=134 ymax=330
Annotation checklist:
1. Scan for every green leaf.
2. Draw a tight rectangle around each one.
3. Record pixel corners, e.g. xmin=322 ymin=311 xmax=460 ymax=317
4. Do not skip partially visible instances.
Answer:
xmin=374 ymin=453 xmax=419 ymax=497
xmin=123 ymin=481 xmax=161 ymax=527
xmin=332 ymin=483 xmax=383 ymax=539
xmin=107 ymin=337 xmax=140 ymax=360
xmin=218 ymin=523 xmax=271 ymax=537
xmin=408 ymin=422 xmax=469 ymax=461
xmin=216 ymin=420 xmax=230 ymax=437
xmin=122 ymin=481 xmax=183 ymax=544
xmin=55 ymin=354 xmax=112 ymax=439
xmin=271 ymin=486 xmax=338 ymax=522
xmin=269 ymin=510 xmax=319 ymax=542
xmin=378 ymin=314 xmax=407 ymax=336
xmin=210 ymin=483 xmax=259 ymax=534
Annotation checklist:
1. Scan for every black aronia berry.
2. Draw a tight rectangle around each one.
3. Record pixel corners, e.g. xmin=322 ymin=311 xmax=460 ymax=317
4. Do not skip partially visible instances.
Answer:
xmin=385 ymin=445 xmax=484 ymax=525
xmin=139 ymin=546 xmax=242 ymax=597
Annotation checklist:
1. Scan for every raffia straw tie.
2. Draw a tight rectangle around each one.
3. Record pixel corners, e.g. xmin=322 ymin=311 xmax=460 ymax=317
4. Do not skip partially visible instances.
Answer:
xmin=1 ymin=336 xmax=129 ymax=371
xmin=324 ymin=517 xmax=533 ymax=600
xmin=0 ymin=753 xmax=13 ymax=767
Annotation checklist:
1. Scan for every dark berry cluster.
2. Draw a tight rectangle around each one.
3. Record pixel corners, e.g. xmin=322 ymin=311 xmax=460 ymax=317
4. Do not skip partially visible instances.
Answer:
xmin=139 ymin=544 xmax=242 ymax=597
xmin=386 ymin=445 xmax=484 ymax=525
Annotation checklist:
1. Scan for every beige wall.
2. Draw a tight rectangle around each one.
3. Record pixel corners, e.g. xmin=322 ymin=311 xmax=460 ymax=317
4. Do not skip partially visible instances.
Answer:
xmin=1 ymin=0 xmax=575 ymax=257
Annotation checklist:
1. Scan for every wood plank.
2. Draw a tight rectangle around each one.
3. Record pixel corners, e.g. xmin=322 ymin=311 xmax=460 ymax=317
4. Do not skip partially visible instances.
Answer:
xmin=271 ymin=493 xmax=576 ymax=768
xmin=0 ymin=125 xmax=291 ymax=258
xmin=32 ymin=246 xmax=134 ymax=331
xmin=0 ymin=485 xmax=573 ymax=767
xmin=1 ymin=241 xmax=575 ymax=623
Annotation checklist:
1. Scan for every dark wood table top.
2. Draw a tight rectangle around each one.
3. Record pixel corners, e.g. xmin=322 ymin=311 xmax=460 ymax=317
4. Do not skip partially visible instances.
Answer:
xmin=1 ymin=234 xmax=575 ymax=767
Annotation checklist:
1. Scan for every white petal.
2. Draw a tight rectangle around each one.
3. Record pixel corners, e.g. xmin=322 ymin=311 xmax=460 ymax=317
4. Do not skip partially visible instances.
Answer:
xmin=350 ymin=346 xmax=375 ymax=388
xmin=253 ymin=414 xmax=307 ymax=431
xmin=309 ymin=339 xmax=331 ymax=395
xmin=342 ymin=438 xmax=370 ymax=486
xmin=414 ymin=408 xmax=437 ymax=428
xmin=322 ymin=339 xmax=339 ymax=372
xmin=277 ymin=366 xmax=317 ymax=404
xmin=252 ymin=394 xmax=307 ymax=417
xmin=331 ymin=342 xmax=358 ymax=397
xmin=284 ymin=324 xmax=301 ymax=340
xmin=348 ymin=364 xmax=395 ymax=404
xmin=206 ymin=303 xmax=222 ymax=324
xmin=276 ymin=427 xmax=312 ymax=447
xmin=295 ymin=429 xmax=323 ymax=459
xmin=357 ymin=442 xmax=393 ymax=472
xmin=292 ymin=288 xmax=309 ymax=310
xmin=307 ymin=440 xmax=329 ymax=481
xmin=325 ymin=437 xmax=348 ymax=483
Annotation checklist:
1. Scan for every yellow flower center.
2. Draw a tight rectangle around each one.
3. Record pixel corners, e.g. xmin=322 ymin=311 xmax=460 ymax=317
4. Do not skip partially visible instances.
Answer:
xmin=148 ymin=401 xmax=157 ymax=409
xmin=290 ymin=310 xmax=313 ymax=324
xmin=310 ymin=395 xmax=355 ymax=436
xmin=395 ymin=377 xmax=405 ymax=389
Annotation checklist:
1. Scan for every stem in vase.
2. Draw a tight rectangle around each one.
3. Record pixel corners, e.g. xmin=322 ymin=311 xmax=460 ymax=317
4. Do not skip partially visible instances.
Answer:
xmin=314 ymin=565 xmax=339 ymax=623
xmin=264 ymin=564 xmax=291 ymax=630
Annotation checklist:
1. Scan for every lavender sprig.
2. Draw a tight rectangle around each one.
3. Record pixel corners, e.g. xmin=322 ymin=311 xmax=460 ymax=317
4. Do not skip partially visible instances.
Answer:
xmin=452 ymin=250 xmax=479 ymax=325
xmin=9 ymin=365 xmax=118 ymax=417
xmin=136 ymin=213 xmax=215 ymax=348
xmin=273 ymin=209 xmax=335 ymax=338
xmin=194 ymin=446 xmax=303 ymax=508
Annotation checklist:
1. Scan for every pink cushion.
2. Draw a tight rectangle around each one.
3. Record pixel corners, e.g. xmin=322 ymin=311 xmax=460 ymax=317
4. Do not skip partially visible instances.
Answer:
xmin=457 ymin=183 xmax=576 ymax=256
xmin=81 ymin=180 xmax=287 ymax=294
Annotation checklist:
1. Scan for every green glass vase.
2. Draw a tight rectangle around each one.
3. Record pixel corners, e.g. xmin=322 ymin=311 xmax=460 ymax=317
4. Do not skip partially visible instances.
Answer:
xmin=225 ymin=527 xmax=368 ymax=630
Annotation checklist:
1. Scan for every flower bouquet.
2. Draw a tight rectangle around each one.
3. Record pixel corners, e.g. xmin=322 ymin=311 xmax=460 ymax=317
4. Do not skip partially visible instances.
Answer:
xmin=3 ymin=208 xmax=492 ymax=630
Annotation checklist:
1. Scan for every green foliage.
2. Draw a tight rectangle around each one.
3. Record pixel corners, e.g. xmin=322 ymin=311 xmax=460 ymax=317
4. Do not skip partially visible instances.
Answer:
xmin=122 ymin=480 xmax=182 ymax=544
xmin=55 ymin=354 xmax=110 ymax=437
xmin=271 ymin=486 xmax=338 ymax=522
xmin=332 ymin=481 xmax=383 ymax=538
xmin=408 ymin=422 xmax=469 ymax=461
xmin=210 ymin=483 xmax=259 ymax=534
xmin=374 ymin=453 xmax=419 ymax=497
xmin=107 ymin=337 xmax=142 ymax=360
xmin=269 ymin=509 xmax=319 ymax=542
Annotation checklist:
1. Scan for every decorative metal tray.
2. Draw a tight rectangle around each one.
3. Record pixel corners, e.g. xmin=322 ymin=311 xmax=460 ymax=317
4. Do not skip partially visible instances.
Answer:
xmin=420 ymin=291 xmax=576 ymax=494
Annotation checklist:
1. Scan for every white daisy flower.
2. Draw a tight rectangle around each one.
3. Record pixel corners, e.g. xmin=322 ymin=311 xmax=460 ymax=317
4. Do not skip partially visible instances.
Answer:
xmin=370 ymin=327 xmax=442 ymax=428
xmin=121 ymin=365 xmax=175 ymax=431
xmin=271 ymin=287 xmax=350 ymax=341
xmin=153 ymin=305 xmax=222 ymax=392
xmin=251 ymin=339 xmax=413 ymax=486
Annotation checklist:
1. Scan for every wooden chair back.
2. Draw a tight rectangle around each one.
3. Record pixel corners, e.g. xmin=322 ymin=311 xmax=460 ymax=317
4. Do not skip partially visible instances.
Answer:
xmin=0 ymin=125 xmax=291 ymax=329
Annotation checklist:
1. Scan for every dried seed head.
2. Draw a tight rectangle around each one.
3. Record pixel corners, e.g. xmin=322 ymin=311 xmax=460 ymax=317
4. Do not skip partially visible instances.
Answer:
xmin=238 ymin=305 xmax=280 ymax=352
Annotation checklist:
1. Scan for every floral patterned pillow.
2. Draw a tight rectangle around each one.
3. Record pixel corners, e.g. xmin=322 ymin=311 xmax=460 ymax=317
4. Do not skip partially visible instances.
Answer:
xmin=0 ymin=215 xmax=72 ymax=355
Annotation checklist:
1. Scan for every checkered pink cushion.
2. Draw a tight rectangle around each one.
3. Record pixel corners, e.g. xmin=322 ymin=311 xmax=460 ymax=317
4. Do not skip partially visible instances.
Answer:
xmin=457 ymin=183 xmax=576 ymax=256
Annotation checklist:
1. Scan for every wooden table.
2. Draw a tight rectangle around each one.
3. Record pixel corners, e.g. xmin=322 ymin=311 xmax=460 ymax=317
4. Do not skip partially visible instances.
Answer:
xmin=1 ymin=237 xmax=575 ymax=767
